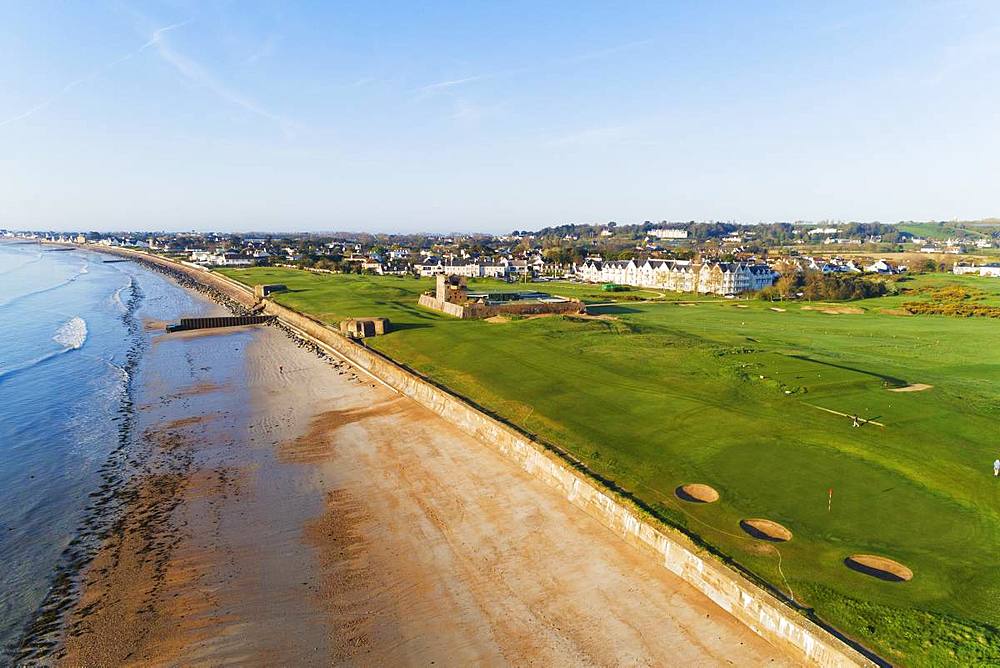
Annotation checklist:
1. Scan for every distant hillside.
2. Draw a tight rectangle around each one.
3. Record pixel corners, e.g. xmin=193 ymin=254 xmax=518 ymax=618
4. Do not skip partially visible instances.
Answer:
xmin=896 ymin=221 xmax=996 ymax=240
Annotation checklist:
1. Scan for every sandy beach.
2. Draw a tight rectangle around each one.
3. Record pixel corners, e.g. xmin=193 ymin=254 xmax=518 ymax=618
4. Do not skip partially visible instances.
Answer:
xmin=55 ymin=299 xmax=792 ymax=665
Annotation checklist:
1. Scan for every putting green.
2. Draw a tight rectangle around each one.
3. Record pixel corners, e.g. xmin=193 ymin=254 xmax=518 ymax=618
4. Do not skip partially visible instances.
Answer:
xmin=222 ymin=268 xmax=1000 ymax=666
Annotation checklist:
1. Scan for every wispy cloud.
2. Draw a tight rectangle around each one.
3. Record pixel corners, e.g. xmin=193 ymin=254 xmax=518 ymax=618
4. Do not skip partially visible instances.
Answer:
xmin=419 ymin=74 xmax=493 ymax=93
xmin=415 ymin=37 xmax=652 ymax=99
xmin=244 ymin=32 xmax=282 ymax=65
xmin=556 ymin=38 xmax=654 ymax=66
xmin=921 ymin=24 xmax=1000 ymax=86
xmin=545 ymin=125 xmax=632 ymax=148
xmin=151 ymin=34 xmax=295 ymax=137
xmin=0 ymin=20 xmax=190 ymax=129
xmin=451 ymin=98 xmax=488 ymax=123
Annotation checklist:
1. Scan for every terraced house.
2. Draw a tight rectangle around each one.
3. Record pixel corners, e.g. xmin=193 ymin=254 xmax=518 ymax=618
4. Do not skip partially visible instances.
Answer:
xmin=576 ymin=258 xmax=776 ymax=295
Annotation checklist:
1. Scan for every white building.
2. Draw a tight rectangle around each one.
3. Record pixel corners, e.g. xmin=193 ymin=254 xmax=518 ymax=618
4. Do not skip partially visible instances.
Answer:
xmin=190 ymin=250 xmax=254 ymax=267
xmin=864 ymin=259 xmax=905 ymax=274
xmin=419 ymin=259 xmax=510 ymax=279
xmin=576 ymin=259 xmax=775 ymax=295
xmin=648 ymin=228 xmax=689 ymax=240
xmin=954 ymin=263 xmax=1000 ymax=277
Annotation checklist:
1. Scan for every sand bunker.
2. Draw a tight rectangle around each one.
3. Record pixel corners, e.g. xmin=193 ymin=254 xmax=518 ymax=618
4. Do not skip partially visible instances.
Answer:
xmin=486 ymin=313 xmax=554 ymax=323
xmin=677 ymin=303 xmax=698 ymax=307
xmin=567 ymin=313 xmax=619 ymax=322
xmin=800 ymin=305 xmax=864 ymax=315
xmin=734 ymin=304 xmax=749 ymax=308
xmin=769 ymin=307 xmax=786 ymax=312
xmin=739 ymin=519 xmax=792 ymax=542
xmin=845 ymin=555 xmax=913 ymax=582
xmin=889 ymin=383 xmax=933 ymax=393
xmin=675 ymin=484 xmax=719 ymax=503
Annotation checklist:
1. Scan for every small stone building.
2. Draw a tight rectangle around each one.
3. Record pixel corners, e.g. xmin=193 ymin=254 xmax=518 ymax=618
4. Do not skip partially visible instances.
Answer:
xmin=254 ymin=283 xmax=287 ymax=299
xmin=340 ymin=317 xmax=390 ymax=339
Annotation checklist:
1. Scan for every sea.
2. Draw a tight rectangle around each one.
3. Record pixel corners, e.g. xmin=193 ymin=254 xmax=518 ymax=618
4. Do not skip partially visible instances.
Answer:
xmin=0 ymin=241 xmax=210 ymax=657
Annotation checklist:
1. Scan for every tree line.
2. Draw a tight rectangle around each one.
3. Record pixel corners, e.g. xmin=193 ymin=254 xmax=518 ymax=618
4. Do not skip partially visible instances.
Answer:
xmin=759 ymin=271 xmax=889 ymax=301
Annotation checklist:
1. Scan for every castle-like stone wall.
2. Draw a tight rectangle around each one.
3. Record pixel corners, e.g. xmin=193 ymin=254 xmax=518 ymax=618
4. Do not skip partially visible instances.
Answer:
xmin=418 ymin=294 xmax=467 ymax=317
xmin=418 ymin=292 xmax=584 ymax=319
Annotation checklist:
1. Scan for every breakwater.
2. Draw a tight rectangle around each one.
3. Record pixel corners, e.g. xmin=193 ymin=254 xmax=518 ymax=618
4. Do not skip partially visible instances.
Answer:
xmin=167 ymin=315 xmax=275 ymax=332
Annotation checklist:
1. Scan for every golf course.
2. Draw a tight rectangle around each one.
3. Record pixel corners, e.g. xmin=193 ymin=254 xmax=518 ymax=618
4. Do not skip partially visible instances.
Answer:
xmin=222 ymin=267 xmax=1000 ymax=666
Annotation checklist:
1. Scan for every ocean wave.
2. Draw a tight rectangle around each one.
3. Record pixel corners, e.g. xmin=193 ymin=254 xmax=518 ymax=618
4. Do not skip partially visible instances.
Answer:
xmin=53 ymin=316 xmax=88 ymax=349
xmin=0 ymin=317 xmax=88 ymax=382
xmin=0 ymin=254 xmax=43 ymax=276
xmin=110 ymin=277 xmax=133 ymax=314
xmin=94 ymin=355 xmax=130 ymax=384
xmin=0 ymin=263 xmax=90 ymax=309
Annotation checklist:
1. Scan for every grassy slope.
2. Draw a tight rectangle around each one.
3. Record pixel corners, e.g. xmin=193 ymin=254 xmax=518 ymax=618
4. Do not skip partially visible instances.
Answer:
xmin=896 ymin=222 xmax=986 ymax=240
xmin=221 ymin=268 xmax=1000 ymax=666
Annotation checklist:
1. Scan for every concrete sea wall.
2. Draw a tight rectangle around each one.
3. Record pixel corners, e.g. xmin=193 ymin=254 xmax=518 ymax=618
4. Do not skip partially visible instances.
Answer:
xmin=73 ymin=246 xmax=877 ymax=667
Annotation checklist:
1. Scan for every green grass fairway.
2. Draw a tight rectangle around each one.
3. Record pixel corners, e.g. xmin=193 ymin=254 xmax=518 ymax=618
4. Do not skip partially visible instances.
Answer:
xmin=222 ymin=267 xmax=1000 ymax=666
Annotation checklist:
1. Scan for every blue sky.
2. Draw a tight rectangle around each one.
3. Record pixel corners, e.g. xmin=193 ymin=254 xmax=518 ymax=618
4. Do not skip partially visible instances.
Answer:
xmin=1 ymin=1 xmax=999 ymax=233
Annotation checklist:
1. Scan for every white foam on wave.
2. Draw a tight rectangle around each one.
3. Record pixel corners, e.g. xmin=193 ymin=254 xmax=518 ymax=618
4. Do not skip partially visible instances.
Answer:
xmin=0 ymin=317 xmax=88 ymax=382
xmin=53 ymin=316 xmax=88 ymax=350
xmin=110 ymin=277 xmax=132 ymax=313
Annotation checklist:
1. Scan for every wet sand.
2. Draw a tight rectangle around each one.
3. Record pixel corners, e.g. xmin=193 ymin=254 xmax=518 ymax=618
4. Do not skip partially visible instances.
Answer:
xmin=58 ymin=322 xmax=793 ymax=665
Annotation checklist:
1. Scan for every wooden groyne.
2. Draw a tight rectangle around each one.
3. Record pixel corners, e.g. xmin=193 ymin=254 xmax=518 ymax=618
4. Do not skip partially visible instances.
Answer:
xmin=166 ymin=315 xmax=275 ymax=332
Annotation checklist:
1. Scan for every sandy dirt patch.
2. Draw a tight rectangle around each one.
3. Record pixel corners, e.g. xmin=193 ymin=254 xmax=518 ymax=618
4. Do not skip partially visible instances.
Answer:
xmin=278 ymin=403 xmax=401 ymax=464
xmin=740 ymin=519 xmax=792 ymax=542
xmin=177 ymin=380 xmax=228 ymax=397
xmin=889 ymin=383 xmax=933 ymax=393
xmin=801 ymin=305 xmax=864 ymax=315
xmin=565 ymin=312 xmax=619 ymax=321
xmin=484 ymin=313 xmax=555 ymax=323
xmin=153 ymin=324 xmax=262 ymax=343
xmin=675 ymin=483 xmax=720 ymax=503
xmin=160 ymin=414 xmax=214 ymax=431
xmin=845 ymin=555 xmax=913 ymax=582
xmin=59 ymin=414 xmax=230 ymax=666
